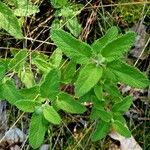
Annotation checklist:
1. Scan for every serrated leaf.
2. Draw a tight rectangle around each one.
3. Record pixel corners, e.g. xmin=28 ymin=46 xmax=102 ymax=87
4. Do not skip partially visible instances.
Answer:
xmin=62 ymin=61 xmax=76 ymax=83
xmin=90 ymin=107 xmax=103 ymax=121
xmin=103 ymin=81 xmax=121 ymax=97
xmin=57 ymin=92 xmax=86 ymax=114
xmin=0 ymin=1 xmax=23 ymax=39
xmin=49 ymin=48 xmax=62 ymax=68
xmin=92 ymin=95 xmax=105 ymax=109
xmin=101 ymin=32 xmax=135 ymax=61
xmin=96 ymin=108 xmax=112 ymax=122
xmin=113 ymin=113 xmax=126 ymax=124
xmin=14 ymin=0 xmax=39 ymax=16
xmin=50 ymin=0 xmax=68 ymax=8
xmin=112 ymin=96 xmax=132 ymax=113
xmin=112 ymin=120 xmax=131 ymax=138
xmin=0 ymin=61 xmax=6 ymax=81
xmin=108 ymin=61 xmax=149 ymax=88
xmin=78 ymin=91 xmax=92 ymax=103
xmin=8 ymin=49 xmax=28 ymax=72
xmin=92 ymin=26 xmax=118 ymax=54
xmin=43 ymin=105 xmax=61 ymax=125
xmin=32 ymin=56 xmax=51 ymax=73
xmin=75 ymin=64 xmax=103 ymax=97
xmin=51 ymin=29 xmax=92 ymax=64
xmin=40 ymin=69 xmax=60 ymax=100
xmin=15 ymin=100 xmax=40 ymax=112
xmin=1 ymin=80 xmax=23 ymax=104
xmin=19 ymin=86 xmax=40 ymax=99
xmin=29 ymin=113 xmax=48 ymax=149
xmin=66 ymin=17 xmax=82 ymax=37
xmin=94 ymin=84 xmax=103 ymax=100
xmin=91 ymin=121 xmax=110 ymax=141
xmin=19 ymin=69 xmax=35 ymax=88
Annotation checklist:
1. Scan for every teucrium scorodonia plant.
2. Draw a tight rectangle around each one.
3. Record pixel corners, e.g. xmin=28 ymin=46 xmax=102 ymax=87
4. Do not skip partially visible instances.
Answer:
xmin=0 ymin=23 xmax=149 ymax=149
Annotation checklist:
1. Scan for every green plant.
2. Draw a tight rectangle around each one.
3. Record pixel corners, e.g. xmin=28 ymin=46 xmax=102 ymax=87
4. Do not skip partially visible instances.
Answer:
xmin=50 ymin=0 xmax=83 ymax=37
xmin=0 ymin=1 xmax=149 ymax=149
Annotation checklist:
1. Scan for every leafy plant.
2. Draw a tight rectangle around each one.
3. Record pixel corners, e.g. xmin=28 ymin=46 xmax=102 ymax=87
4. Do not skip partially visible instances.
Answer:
xmin=0 ymin=1 xmax=149 ymax=148
xmin=50 ymin=0 xmax=83 ymax=37
xmin=0 ymin=0 xmax=39 ymax=39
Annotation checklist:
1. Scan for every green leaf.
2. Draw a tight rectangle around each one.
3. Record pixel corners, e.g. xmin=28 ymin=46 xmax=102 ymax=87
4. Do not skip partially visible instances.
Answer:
xmin=50 ymin=0 xmax=68 ymax=8
xmin=90 ymin=106 xmax=103 ymax=121
xmin=113 ymin=113 xmax=126 ymax=124
xmin=1 ymin=80 xmax=23 ymax=104
xmin=8 ymin=49 xmax=28 ymax=72
xmin=108 ymin=61 xmax=149 ymax=88
xmin=14 ymin=0 xmax=39 ymax=16
xmin=92 ymin=26 xmax=118 ymax=54
xmin=19 ymin=86 xmax=40 ymax=99
xmin=40 ymin=69 xmax=60 ymax=100
xmin=29 ymin=113 xmax=48 ymax=149
xmin=57 ymin=92 xmax=86 ymax=114
xmin=62 ymin=61 xmax=76 ymax=83
xmin=43 ymin=105 xmax=61 ymax=125
xmin=15 ymin=100 xmax=40 ymax=112
xmin=75 ymin=64 xmax=103 ymax=97
xmin=0 ymin=61 xmax=6 ymax=81
xmin=66 ymin=17 xmax=82 ymax=37
xmin=0 ymin=1 xmax=23 ymax=39
xmin=103 ymin=81 xmax=121 ymax=97
xmin=19 ymin=69 xmax=35 ymax=88
xmin=112 ymin=96 xmax=132 ymax=113
xmin=95 ymin=108 xmax=112 ymax=122
xmin=51 ymin=29 xmax=92 ymax=64
xmin=91 ymin=121 xmax=110 ymax=141
xmin=94 ymin=84 xmax=103 ymax=100
xmin=112 ymin=120 xmax=131 ymax=137
xmin=49 ymin=48 xmax=62 ymax=68
xmin=101 ymin=32 xmax=135 ymax=61
xmin=32 ymin=56 xmax=51 ymax=73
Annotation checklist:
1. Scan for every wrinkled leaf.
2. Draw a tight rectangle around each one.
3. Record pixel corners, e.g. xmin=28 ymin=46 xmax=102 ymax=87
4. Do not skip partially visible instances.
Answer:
xmin=8 ymin=49 xmax=28 ymax=72
xmin=49 ymin=48 xmax=62 ymax=68
xmin=40 ymin=69 xmax=60 ymax=100
xmin=94 ymin=84 xmax=103 ymax=100
xmin=32 ymin=56 xmax=51 ymax=73
xmin=108 ymin=61 xmax=149 ymax=88
xmin=75 ymin=64 xmax=103 ymax=97
xmin=43 ymin=105 xmax=61 ymax=125
xmin=14 ymin=0 xmax=39 ymax=16
xmin=57 ymin=92 xmax=86 ymax=114
xmin=0 ymin=1 xmax=23 ymax=39
xmin=66 ymin=17 xmax=82 ymax=37
xmin=29 ymin=113 xmax=48 ymax=149
xmin=51 ymin=29 xmax=92 ymax=64
xmin=91 ymin=120 xmax=110 ymax=141
xmin=50 ymin=0 xmax=68 ymax=8
xmin=15 ymin=100 xmax=40 ymax=112
xmin=0 ymin=61 xmax=6 ymax=81
xmin=112 ymin=120 xmax=131 ymax=138
xmin=103 ymin=81 xmax=121 ymax=97
xmin=1 ymin=80 xmax=23 ymax=104
xmin=19 ymin=69 xmax=35 ymax=88
xmin=19 ymin=86 xmax=40 ymax=99
xmin=62 ymin=61 xmax=76 ymax=83
xmin=92 ymin=26 xmax=118 ymax=54
xmin=95 ymin=108 xmax=112 ymax=122
xmin=112 ymin=96 xmax=132 ymax=113
xmin=101 ymin=32 xmax=135 ymax=61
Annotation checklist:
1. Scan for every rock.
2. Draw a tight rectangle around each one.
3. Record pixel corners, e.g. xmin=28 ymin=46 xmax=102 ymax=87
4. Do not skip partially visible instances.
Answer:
xmin=40 ymin=144 xmax=50 ymax=150
xmin=4 ymin=127 xmax=26 ymax=145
